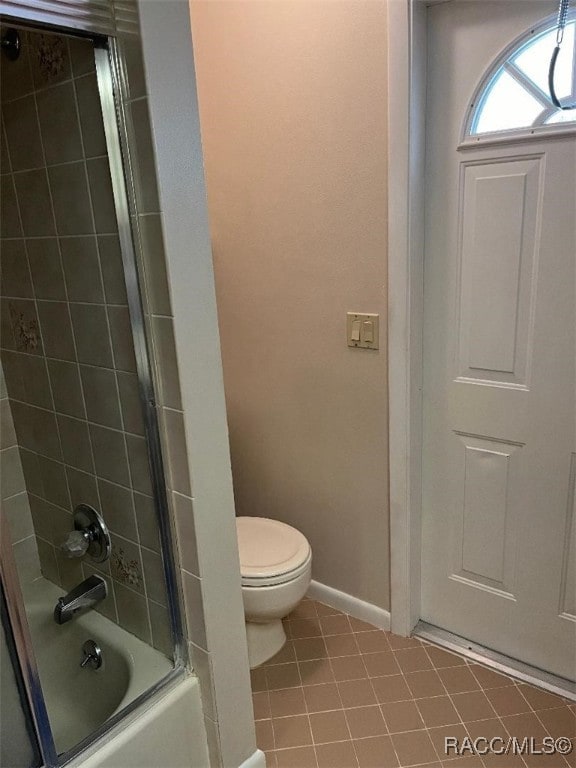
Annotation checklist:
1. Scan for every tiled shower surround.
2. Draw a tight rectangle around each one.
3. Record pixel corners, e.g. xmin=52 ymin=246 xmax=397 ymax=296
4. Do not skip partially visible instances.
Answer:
xmin=1 ymin=360 xmax=40 ymax=581
xmin=0 ymin=27 xmax=177 ymax=654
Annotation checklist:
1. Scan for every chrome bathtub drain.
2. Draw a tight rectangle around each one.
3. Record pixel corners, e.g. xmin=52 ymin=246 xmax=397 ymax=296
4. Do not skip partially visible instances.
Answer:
xmin=80 ymin=639 xmax=103 ymax=670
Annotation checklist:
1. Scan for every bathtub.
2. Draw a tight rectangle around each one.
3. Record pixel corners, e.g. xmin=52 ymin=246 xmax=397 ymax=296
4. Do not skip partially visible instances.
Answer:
xmin=22 ymin=578 xmax=173 ymax=755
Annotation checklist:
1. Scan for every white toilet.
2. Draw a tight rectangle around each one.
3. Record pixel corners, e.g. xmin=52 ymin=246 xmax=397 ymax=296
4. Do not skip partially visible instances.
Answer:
xmin=236 ymin=516 xmax=312 ymax=668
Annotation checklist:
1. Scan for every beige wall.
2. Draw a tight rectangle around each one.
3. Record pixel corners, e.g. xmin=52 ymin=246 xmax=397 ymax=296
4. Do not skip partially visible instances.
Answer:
xmin=190 ymin=0 xmax=390 ymax=610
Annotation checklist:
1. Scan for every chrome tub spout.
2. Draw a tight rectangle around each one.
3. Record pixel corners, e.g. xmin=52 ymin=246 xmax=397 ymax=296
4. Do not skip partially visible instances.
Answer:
xmin=54 ymin=575 xmax=107 ymax=625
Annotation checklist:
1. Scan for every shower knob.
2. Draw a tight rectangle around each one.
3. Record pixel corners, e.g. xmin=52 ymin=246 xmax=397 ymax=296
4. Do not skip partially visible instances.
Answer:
xmin=61 ymin=530 xmax=90 ymax=558
xmin=60 ymin=505 xmax=111 ymax=563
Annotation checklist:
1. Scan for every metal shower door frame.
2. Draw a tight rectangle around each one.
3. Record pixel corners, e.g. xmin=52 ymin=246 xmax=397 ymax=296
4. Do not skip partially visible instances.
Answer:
xmin=0 ymin=528 xmax=59 ymax=768
xmin=0 ymin=13 xmax=187 ymax=767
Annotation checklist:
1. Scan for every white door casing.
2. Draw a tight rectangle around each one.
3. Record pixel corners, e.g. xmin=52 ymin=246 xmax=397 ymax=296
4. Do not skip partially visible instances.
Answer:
xmin=421 ymin=0 xmax=576 ymax=680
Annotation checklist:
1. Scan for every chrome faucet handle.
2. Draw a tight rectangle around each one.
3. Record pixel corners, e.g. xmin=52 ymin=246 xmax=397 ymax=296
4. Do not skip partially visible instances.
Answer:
xmin=59 ymin=505 xmax=111 ymax=563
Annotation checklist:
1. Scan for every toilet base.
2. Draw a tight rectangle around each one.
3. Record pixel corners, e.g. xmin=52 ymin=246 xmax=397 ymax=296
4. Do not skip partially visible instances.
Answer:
xmin=245 ymin=619 xmax=286 ymax=668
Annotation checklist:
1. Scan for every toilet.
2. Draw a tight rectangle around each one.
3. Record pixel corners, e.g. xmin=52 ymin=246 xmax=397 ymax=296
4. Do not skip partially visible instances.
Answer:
xmin=236 ymin=516 xmax=312 ymax=668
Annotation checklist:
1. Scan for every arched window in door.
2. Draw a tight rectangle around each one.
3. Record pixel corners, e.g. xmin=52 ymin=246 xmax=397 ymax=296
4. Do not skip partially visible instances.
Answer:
xmin=465 ymin=11 xmax=576 ymax=139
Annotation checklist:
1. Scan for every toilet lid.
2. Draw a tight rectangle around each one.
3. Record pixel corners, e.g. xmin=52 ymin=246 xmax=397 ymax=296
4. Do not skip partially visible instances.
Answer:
xmin=236 ymin=517 xmax=311 ymax=580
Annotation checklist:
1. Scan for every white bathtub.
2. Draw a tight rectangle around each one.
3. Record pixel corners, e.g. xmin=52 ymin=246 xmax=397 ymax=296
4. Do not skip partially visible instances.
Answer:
xmin=23 ymin=578 xmax=173 ymax=755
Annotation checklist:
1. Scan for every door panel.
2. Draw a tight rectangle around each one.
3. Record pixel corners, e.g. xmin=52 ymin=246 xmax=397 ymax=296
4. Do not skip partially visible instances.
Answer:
xmin=457 ymin=157 xmax=542 ymax=386
xmin=422 ymin=0 xmax=576 ymax=680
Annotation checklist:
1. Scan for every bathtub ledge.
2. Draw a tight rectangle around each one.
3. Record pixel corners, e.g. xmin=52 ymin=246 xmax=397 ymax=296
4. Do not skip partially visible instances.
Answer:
xmin=239 ymin=748 xmax=266 ymax=768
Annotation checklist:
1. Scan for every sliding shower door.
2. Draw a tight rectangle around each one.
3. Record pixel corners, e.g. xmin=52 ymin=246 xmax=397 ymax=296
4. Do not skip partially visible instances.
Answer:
xmin=0 ymin=21 xmax=183 ymax=763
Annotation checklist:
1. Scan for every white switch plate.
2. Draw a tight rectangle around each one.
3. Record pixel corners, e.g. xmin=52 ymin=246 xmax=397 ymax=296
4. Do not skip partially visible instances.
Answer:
xmin=347 ymin=313 xmax=379 ymax=350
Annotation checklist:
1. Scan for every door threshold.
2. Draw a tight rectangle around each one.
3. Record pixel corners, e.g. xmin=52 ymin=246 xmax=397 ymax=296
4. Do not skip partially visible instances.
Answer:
xmin=414 ymin=621 xmax=576 ymax=702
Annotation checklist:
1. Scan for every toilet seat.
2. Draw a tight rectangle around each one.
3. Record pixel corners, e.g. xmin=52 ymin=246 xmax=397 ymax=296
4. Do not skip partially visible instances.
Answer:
xmin=237 ymin=517 xmax=311 ymax=587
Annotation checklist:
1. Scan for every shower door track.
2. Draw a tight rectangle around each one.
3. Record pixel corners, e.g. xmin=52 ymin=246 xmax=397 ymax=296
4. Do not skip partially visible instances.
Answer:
xmin=414 ymin=621 xmax=576 ymax=702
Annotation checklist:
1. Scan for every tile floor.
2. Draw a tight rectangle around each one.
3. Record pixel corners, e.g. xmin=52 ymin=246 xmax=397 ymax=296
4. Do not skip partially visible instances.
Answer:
xmin=251 ymin=598 xmax=575 ymax=768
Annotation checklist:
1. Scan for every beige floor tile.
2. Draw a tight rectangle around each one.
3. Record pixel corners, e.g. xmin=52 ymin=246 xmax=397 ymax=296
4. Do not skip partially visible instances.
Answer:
xmin=371 ymin=674 xmax=413 ymax=704
xmin=426 ymin=646 xmax=467 ymax=669
xmin=536 ymin=706 xmax=576 ymax=740
xmin=353 ymin=735 xmax=399 ymax=768
xmin=464 ymin=716 xmax=509 ymax=742
xmin=272 ymin=714 xmax=313 ymax=749
xmin=314 ymin=601 xmax=340 ymax=617
xmin=320 ymin=614 xmax=353 ymax=636
xmin=349 ymin=616 xmax=377 ymax=632
xmin=523 ymin=750 xmax=570 ymax=768
xmin=564 ymin=740 xmax=575 ymax=768
xmin=482 ymin=752 xmax=527 ymax=768
xmin=387 ymin=634 xmax=422 ymax=651
xmin=290 ymin=618 xmax=323 ymax=639
xmin=309 ymin=710 xmax=350 ymax=744
xmin=391 ymin=729 xmax=439 ymax=766
xmin=517 ymin=684 xmax=567 ymax=712
xmin=451 ymin=691 xmax=498 ymax=722
xmin=300 ymin=659 xmax=336 ymax=687
xmin=417 ymin=763 xmax=442 ymax=768
xmin=303 ymin=682 xmax=343 ymax=713
xmin=363 ymin=651 xmax=401 ymax=678
xmin=325 ymin=633 xmax=361 ymax=658
xmin=294 ymin=637 xmax=328 ymax=661
xmin=269 ymin=687 xmax=308 ymax=718
xmin=274 ymin=745 xmax=317 ymax=768
xmin=394 ymin=647 xmax=434 ymax=674
xmin=290 ymin=601 xmax=319 ymax=620
xmin=315 ymin=740 xmax=359 ymax=768
xmin=265 ymin=641 xmax=297 ymax=666
xmin=265 ymin=749 xmax=278 ymax=768
xmin=484 ymin=686 xmax=532 ymax=717
xmin=381 ymin=700 xmax=426 ymax=734
xmin=427 ymin=723 xmax=468 ymax=761
xmin=265 ymin=604 xmax=574 ymax=768
xmin=356 ymin=631 xmax=392 ymax=654
xmin=255 ymin=719 xmax=274 ymax=751
xmin=438 ymin=667 xmax=482 ymax=695
xmin=418 ymin=763 xmax=442 ymax=768
xmin=441 ymin=758 xmax=484 ymax=768
xmin=338 ymin=678 xmax=378 ymax=708
xmin=405 ymin=670 xmax=446 ymax=699
xmin=416 ymin=696 xmax=461 ymax=728
xmin=345 ymin=705 xmax=388 ymax=740
xmin=500 ymin=711 xmax=550 ymax=742
xmin=331 ymin=655 xmax=369 ymax=682
xmin=253 ymin=691 xmax=271 ymax=720
xmin=267 ymin=663 xmax=302 ymax=690
xmin=468 ymin=664 xmax=514 ymax=691
xmin=251 ymin=666 xmax=267 ymax=692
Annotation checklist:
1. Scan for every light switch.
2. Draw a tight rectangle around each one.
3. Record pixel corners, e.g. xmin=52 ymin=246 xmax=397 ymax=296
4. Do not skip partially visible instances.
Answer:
xmin=347 ymin=313 xmax=379 ymax=349
xmin=362 ymin=320 xmax=374 ymax=343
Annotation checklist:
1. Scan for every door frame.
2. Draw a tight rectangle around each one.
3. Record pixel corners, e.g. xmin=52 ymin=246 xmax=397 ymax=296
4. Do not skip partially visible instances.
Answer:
xmin=387 ymin=0 xmax=428 ymax=636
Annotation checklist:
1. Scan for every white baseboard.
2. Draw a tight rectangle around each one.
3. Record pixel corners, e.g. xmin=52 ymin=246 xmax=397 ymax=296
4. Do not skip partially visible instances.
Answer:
xmin=307 ymin=580 xmax=391 ymax=631
xmin=239 ymin=748 xmax=266 ymax=768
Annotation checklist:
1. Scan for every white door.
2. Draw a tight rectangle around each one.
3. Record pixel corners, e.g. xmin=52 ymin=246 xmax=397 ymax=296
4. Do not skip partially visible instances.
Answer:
xmin=421 ymin=0 xmax=576 ymax=681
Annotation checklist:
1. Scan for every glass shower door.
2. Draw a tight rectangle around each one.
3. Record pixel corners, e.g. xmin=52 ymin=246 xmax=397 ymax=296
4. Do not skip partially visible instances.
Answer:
xmin=0 ymin=19 xmax=184 ymax=764
xmin=1 ymin=591 xmax=42 ymax=768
